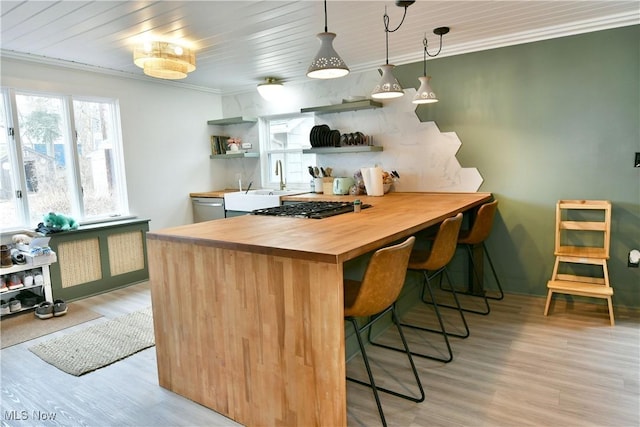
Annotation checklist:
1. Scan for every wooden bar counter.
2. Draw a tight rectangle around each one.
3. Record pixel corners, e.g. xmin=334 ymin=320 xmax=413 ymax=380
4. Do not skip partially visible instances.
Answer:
xmin=147 ymin=192 xmax=492 ymax=426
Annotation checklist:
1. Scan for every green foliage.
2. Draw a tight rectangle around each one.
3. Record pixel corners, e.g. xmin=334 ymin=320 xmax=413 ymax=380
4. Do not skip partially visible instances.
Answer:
xmin=22 ymin=110 xmax=61 ymax=144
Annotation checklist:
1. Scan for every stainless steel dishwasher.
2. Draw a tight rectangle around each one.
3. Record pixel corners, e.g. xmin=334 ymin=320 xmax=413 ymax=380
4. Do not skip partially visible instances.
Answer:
xmin=191 ymin=197 xmax=225 ymax=222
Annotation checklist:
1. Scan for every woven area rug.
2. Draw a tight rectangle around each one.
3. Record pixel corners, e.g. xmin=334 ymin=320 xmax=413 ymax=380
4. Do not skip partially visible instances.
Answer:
xmin=1 ymin=303 xmax=103 ymax=349
xmin=29 ymin=307 xmax=154 ymax=376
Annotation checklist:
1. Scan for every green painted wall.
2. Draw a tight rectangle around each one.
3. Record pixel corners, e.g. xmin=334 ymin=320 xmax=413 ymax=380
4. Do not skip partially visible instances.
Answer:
xmin=395 ymin=25 xmax=640 ymax=308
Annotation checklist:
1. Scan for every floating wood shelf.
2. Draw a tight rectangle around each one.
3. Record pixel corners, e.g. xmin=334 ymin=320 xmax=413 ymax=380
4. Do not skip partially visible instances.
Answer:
xmin=301 ymin=100 xmax=383 ymax=115
xmin=210 ymin=152 xmax=259 ymax=159
xmin=302 ymin=146 xmax=383 ymax=154
xmin=207 ymin=116 xmax=257 ymax=126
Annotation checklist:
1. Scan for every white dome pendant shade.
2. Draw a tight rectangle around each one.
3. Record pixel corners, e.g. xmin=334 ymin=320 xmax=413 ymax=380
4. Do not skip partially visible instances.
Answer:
xmin=307 ymin=32 xmax=349 ymax=79
xmin=372 ymin=64 xmax=404 ymax=99
xmin=413 ymin=76 xmax=438 ymax=104
xmin=306 ymin=0 xmax=349 ymax=79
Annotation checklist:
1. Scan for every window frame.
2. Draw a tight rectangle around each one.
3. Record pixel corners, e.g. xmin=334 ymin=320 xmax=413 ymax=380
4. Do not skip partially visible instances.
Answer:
xmin=0 ymin=87 xmax=130 ymax=231
xmin=259 ymin=113 xmax=315 ymax=190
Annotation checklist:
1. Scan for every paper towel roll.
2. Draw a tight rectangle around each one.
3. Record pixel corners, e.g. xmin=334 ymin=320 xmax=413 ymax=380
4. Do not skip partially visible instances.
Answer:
xmin=360 ymin=167 xmax=384 ymax=196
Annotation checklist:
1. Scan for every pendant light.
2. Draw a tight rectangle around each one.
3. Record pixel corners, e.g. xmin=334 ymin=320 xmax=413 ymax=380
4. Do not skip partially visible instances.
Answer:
xmin=413 ymin=27 xmax=449 ymax=104
xmin=307 ymin=0 xmax=349 ymax=79
xmin=371 ymin=3 xmax=414 ymax=100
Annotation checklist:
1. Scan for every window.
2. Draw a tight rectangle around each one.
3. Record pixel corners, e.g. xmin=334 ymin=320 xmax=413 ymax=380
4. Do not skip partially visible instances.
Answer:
xmin=261 ymin=115 xmax=315 ymax=189
xmin=72 ymin=98 xmax=127 ymax=218
xmin=0 ymin=88 xmax=128 ymax=230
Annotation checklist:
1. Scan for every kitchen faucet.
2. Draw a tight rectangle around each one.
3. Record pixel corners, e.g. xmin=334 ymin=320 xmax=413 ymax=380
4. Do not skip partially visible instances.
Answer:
xmin=275 ymin=160 xmax=286 ymax=190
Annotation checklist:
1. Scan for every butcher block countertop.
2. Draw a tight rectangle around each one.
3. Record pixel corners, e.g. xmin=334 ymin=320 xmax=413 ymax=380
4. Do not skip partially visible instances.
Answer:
xmin=188 ymin=189 xmax=237 ymax=198
xmin=149 ymin=192 xmax=493 ymax=264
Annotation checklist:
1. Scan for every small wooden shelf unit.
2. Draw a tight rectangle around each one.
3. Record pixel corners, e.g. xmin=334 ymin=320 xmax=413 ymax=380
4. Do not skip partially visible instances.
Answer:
xmin=544 ymin=200 xmax=614 ymax=325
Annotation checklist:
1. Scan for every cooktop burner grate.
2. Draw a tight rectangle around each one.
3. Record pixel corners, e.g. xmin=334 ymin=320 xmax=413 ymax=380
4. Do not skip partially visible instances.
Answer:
xmin=252 ymin=201 xmax=371 ymax=219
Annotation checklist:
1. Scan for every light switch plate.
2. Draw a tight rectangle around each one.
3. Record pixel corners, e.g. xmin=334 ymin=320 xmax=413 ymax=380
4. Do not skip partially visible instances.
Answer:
xmin=242 ymin=142 xmax=252 ymax=149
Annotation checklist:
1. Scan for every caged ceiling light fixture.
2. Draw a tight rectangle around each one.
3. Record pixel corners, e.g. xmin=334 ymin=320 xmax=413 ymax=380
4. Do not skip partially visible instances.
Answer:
xmin=257 ymin=77 xmax=284 ymax=101
xmin=413 ymin=27 xmax=449 ymax=104
xmin=371 ymin=1 xmax=415 ymax=99
xmin=133 ymin=40 xmax=196 ymax=80
xmin=307 ymin=0 xmax=349 ymax=79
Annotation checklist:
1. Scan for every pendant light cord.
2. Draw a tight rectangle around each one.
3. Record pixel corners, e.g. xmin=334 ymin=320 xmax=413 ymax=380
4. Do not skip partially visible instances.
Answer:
xmin=421 ymin=30 xmax=445 ymax=76
xmin=383 ymin=5 xmax=410 ymax=65
xmin=324 ymin=0 xmax=328 ymax=32
xmin=423 ymin=37 xmax=427 ymax=76
xmin=425 ymin=33 xmax=445 ymax=58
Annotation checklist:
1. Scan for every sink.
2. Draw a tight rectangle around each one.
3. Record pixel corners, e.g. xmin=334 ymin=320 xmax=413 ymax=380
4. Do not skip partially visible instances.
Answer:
xmin=247 ymin=189 xmax=305 ymax=196
xmin=224 ymin=189 xmax=307 ymax=212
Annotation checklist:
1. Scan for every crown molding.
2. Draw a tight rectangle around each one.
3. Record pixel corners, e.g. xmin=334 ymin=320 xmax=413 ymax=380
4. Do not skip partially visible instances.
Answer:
xmin=356 ymin=11 xmax=640 ymax=71
xmin=0 ymin=49 xmax=221 ymax=95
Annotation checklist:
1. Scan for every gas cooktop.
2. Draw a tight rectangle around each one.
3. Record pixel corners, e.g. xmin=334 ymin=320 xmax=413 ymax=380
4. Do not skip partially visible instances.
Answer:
xmin=252 ymin=201 xmax=371 ymax=219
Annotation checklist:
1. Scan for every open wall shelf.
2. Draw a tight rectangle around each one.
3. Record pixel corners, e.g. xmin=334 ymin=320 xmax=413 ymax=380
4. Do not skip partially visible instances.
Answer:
xmin=301 ymin=100 xmax=382 ymax=115
xmin=210 ymin=152 xmax=259 ymax=159
xmin=207 ymin=116 xmax=257 ymax=126
xmin=302 ymin=146 xmax=383 ymax=154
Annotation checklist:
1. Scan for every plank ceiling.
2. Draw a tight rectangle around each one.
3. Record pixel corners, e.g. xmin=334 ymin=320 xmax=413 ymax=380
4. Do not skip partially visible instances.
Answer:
xmin=1 ymin=1 xmax=638 ymax=94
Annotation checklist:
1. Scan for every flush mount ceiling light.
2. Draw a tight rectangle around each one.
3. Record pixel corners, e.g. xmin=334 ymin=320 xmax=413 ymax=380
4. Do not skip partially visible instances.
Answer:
xmin=307 ymin=0 xmax=349 ymax=79
xmin=133 ymin=41 xmax=195 ymax=80
xmin=413 ymin=27 xmax=449 ymax=104
xmin=257 ymin=77 xmax=284 ymax=101
xmin=371 ymin=2 xmax=415 ymax=99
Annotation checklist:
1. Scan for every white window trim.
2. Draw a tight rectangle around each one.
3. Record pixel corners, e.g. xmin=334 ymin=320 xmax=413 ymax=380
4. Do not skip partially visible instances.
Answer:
xmin=259 ymin=113 xmax=315 ymax=191
xmin=1 ymin=87 xmax=130 ymax=229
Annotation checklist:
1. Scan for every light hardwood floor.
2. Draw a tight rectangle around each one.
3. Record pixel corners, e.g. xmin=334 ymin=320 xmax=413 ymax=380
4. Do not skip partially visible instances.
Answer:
xmin=1 ymin=282 xmax=638 ymax=427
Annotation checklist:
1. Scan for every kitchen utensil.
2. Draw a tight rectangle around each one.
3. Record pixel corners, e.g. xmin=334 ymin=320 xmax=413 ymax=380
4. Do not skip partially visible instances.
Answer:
xmin=314 ymin=167 xmax=320 ymax=178
xmin=325 ymin=167 xmax=332 ymax=177
xmin=308 ymin=166 xmax=316 ymax=178
xmin=320 ymin=167 xmax=326 ymax=177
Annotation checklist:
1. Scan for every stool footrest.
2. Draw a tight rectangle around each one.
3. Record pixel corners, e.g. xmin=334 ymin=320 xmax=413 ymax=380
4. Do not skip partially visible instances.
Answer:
xmin=547 ymin=280 xmax=613 ymax=297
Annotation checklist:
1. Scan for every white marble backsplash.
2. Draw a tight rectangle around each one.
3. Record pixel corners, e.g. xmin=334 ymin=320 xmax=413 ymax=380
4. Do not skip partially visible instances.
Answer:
xmin=220 ymin=70 xmax=482 ymax=192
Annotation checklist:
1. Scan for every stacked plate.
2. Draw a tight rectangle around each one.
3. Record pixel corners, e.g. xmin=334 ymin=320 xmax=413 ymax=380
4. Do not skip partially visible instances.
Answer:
xmin=310 ymin=125 xmax=340 ymax=147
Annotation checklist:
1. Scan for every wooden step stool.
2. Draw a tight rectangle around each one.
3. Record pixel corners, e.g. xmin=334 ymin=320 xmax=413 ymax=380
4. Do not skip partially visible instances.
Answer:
xmin=544 ymin=200 xmax=614 ymax=325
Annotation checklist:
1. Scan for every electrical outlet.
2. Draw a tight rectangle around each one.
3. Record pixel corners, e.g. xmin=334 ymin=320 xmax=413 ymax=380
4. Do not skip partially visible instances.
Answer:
xmin=241 ymin=142 xmax=252 ymax=149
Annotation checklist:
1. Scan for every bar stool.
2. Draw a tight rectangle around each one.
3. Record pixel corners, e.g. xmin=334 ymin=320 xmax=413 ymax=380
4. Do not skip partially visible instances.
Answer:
xmin=371 ymin=213 xmax=467 ymax=363
xmin=439 ymin=200 xmax=503 ymax=315
xmin=344 ymin=236 xmax=424 ymax=427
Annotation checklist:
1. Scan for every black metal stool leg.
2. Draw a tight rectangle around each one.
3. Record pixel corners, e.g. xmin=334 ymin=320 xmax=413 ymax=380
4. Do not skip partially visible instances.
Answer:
xmin=347 ymin=307 xmax=426 ymax=427
xmin=416 ymin=268 xmax=470 ymax=339
xmin=438 ymin=244 xmax=493 ymax=315
xmin=372 ymin=270 xmax=456 ymax=363
xmin=347 ymin=316 xmax=387 ymax=427
xmin=483 ymin=242 xmax=504 ymax=300
xmin=348 ymin=308 xmax=425 ymax=402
